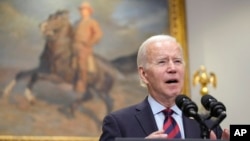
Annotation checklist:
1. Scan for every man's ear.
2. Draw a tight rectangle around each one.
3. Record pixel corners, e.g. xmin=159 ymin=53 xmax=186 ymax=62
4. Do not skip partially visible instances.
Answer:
xmin=138 ymin=66 xmax=148 ymax=85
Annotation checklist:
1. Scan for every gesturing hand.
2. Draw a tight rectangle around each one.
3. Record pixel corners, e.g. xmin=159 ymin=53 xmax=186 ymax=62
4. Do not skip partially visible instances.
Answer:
xmin=145 ymin=130 xmax=168 ymax=139
xmin=210 ymin=129 xmax=230 ymax=140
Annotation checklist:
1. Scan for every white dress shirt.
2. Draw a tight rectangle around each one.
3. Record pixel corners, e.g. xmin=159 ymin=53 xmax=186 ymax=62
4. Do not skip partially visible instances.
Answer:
xmin=147 ymin=95 xmax=185 ymax=139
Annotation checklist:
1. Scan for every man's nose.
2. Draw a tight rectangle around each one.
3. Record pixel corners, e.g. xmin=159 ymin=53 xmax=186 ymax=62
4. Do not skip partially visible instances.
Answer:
xmin=167 ymin=61 xmax=177 ymax=72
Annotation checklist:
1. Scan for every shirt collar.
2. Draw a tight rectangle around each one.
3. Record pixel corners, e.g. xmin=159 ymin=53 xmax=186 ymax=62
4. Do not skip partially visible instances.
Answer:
xmin=147 ymin=95 xmax=182 ymax=116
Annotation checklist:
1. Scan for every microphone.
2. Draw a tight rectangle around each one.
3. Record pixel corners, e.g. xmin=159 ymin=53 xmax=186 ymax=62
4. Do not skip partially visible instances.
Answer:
xmin=201 ymin=94 xmax=227 ymax=130
xmin=176 ymin=94 xmax=210 ymax=139
xmin=175 ymin=94 xmax=198 ymax=118
xmin=201 ymin=94 xmax=226 ymax=117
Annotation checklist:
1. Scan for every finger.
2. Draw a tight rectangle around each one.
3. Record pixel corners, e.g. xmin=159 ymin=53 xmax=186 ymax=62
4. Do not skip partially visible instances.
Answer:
xmin=210 ymin=130 xmax=217 ymax=140
xmin=151 ymin=130 xmax=165 ymax=135
xmin=145 ymin=134 xmax=168 ymax=139
xmin=222 ymin=129 xmax=230 ymax=140
xmin=145 ymin=130 xmax=168 ymax=139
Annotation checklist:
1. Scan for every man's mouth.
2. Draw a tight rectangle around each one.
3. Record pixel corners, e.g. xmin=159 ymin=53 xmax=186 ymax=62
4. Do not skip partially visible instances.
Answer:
xmin=165 ymin=79 xmax=178 ymax=84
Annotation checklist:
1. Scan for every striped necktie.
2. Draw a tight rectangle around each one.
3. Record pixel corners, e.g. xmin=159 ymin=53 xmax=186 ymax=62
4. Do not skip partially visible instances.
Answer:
xmin=162 ymin=108 xmax=181 ymax=138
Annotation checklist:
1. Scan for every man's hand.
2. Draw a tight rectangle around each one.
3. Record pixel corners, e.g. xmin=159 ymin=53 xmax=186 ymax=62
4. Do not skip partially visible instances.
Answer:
xmin=210 ymin=129 xmax=230 ymax=140
xmin=145 ymin=130 xmax=168 ymax=139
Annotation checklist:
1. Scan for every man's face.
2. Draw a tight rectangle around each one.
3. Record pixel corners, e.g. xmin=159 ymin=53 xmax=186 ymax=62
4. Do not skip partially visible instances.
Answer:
xmin=80 ymin=8 xmax=91 ymax=17
xmin=139 ymin=40 xmax=185 ymax=100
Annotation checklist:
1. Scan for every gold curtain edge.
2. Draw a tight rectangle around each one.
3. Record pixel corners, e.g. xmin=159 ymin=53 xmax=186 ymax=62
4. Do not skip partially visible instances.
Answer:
xmin=168 ymin=0 xmax=190 ymax=97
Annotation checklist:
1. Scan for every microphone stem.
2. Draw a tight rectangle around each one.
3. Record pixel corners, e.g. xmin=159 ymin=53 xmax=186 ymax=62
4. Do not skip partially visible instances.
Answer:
xmin=210 ymin=112 xmax=227 ymax=130
xmin=200 ymin=124 xmax=210 ymax=139
xmin=192 ymin=113 xmax=210 ymax=139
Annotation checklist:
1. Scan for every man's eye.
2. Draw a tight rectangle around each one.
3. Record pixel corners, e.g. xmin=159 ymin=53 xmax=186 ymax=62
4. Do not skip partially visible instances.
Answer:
xmin=174 ymin=60 xmax=182 ymax=64
xmin=158 ymin=61 xmax=166 ymax=64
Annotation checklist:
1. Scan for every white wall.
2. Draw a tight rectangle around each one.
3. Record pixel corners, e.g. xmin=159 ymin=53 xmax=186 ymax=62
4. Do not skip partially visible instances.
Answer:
xmin=186 ymin=0 xmax=250 ymax=129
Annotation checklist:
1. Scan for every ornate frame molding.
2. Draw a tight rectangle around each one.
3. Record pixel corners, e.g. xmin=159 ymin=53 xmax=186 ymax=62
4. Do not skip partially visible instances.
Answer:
xmin=169 ymin=0 xmax=190 ymax=96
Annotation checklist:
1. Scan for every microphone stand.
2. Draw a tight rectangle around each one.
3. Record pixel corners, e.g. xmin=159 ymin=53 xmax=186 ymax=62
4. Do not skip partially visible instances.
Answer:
xmin=210 ymin=112 xmax=227 ymax=130
xmin=200 ymin=124 xmax=210 ymax=139
xmin=192 ymin=113 xmax=210 ymax=139
xmin=196 ymin=111 xmax=227 ymax=139
xmin=175 ymin=95 xmax=226 ymax=139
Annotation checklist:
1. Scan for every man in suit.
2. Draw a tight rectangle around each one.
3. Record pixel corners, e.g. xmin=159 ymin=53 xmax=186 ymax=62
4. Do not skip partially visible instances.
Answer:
xmin=99 ymin=35 xmax=229 ymax=141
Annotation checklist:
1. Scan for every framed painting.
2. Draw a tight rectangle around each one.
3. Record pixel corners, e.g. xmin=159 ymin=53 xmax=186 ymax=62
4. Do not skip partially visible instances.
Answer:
xmin=0 ymin=0 xmax=189 ymax=140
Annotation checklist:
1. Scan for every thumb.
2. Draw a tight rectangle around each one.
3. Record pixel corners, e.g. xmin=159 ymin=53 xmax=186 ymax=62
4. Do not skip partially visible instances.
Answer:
xmin=221 ymin=129 xmax=230 ymax=140
xmin=210 ymin=130 xmax=217 ymax=140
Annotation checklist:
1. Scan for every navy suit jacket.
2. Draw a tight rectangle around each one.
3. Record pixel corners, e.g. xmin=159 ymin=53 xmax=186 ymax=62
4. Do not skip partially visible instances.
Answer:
xmin=99 ymin=97 xmax=222 ymax=141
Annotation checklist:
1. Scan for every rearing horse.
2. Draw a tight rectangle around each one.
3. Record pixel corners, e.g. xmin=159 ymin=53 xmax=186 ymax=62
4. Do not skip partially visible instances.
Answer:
xmin=2 ymin=10 xmax=116 ymax=121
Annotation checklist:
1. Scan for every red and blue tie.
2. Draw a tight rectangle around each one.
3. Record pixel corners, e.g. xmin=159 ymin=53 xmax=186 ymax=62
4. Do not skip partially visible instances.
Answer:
xmin=163 ymin=108 xmax=182 ymax=138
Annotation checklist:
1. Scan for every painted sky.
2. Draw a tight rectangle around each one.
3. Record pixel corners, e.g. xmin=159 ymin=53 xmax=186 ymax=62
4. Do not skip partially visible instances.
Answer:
xmin=0 ymin=0 xmax=168 ymax=69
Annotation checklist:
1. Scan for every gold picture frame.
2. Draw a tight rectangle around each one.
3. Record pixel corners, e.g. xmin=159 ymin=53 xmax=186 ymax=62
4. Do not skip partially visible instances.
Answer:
xmin=168 ymin=0 xmax=190 ymax=97
xmin=0 ymin=0 xmax=189 ymax=140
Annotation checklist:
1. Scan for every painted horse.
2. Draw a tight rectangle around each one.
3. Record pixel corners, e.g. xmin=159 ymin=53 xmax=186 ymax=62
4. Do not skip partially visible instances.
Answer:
xmin=2 ymin=10 xmax=116 ymax=122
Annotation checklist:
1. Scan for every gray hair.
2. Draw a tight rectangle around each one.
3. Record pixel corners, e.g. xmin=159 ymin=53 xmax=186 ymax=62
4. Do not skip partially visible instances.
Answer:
xmin=136 ymin=34 xmax=184 ymax=87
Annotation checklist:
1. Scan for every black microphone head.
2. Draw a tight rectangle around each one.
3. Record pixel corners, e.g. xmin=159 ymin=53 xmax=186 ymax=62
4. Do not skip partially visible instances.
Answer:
xmin=175 ymin=94 xmax=192 ymax=110
xmin=175 ymin=94 xmax=198 ymax=117
xmin=201 ymin=94 xmax=217 ymax=110
xmin=175 ymin=94 xmax=189 ymax=108
xmin=201 ymin=94 xmax=226 ymax=117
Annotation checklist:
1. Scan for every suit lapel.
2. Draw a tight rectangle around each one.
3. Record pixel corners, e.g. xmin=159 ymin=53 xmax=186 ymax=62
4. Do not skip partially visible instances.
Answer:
xmin=183 ymin=116 xmax=201 ymax=138
xmin=135 ymin=98 xmax=158 ymax=135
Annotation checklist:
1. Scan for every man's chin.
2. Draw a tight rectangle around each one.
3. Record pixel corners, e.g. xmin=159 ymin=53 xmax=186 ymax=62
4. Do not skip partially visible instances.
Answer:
xmin=166 ymin=90 xmax=182 ymax=97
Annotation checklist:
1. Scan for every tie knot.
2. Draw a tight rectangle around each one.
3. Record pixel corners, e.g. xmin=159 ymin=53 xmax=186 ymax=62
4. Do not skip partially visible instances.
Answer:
xmin=162 ymin=108 xmax=173 ymax=116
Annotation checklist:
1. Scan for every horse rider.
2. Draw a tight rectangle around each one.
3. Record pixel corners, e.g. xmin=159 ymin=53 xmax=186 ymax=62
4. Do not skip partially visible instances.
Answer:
xmin=72 ymin=1 xmax=103 ymax=95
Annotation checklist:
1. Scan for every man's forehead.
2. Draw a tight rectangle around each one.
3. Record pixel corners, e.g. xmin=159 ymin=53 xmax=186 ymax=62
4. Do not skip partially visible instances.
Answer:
xmin=148 ymin=41 xmax=181 ymax=52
